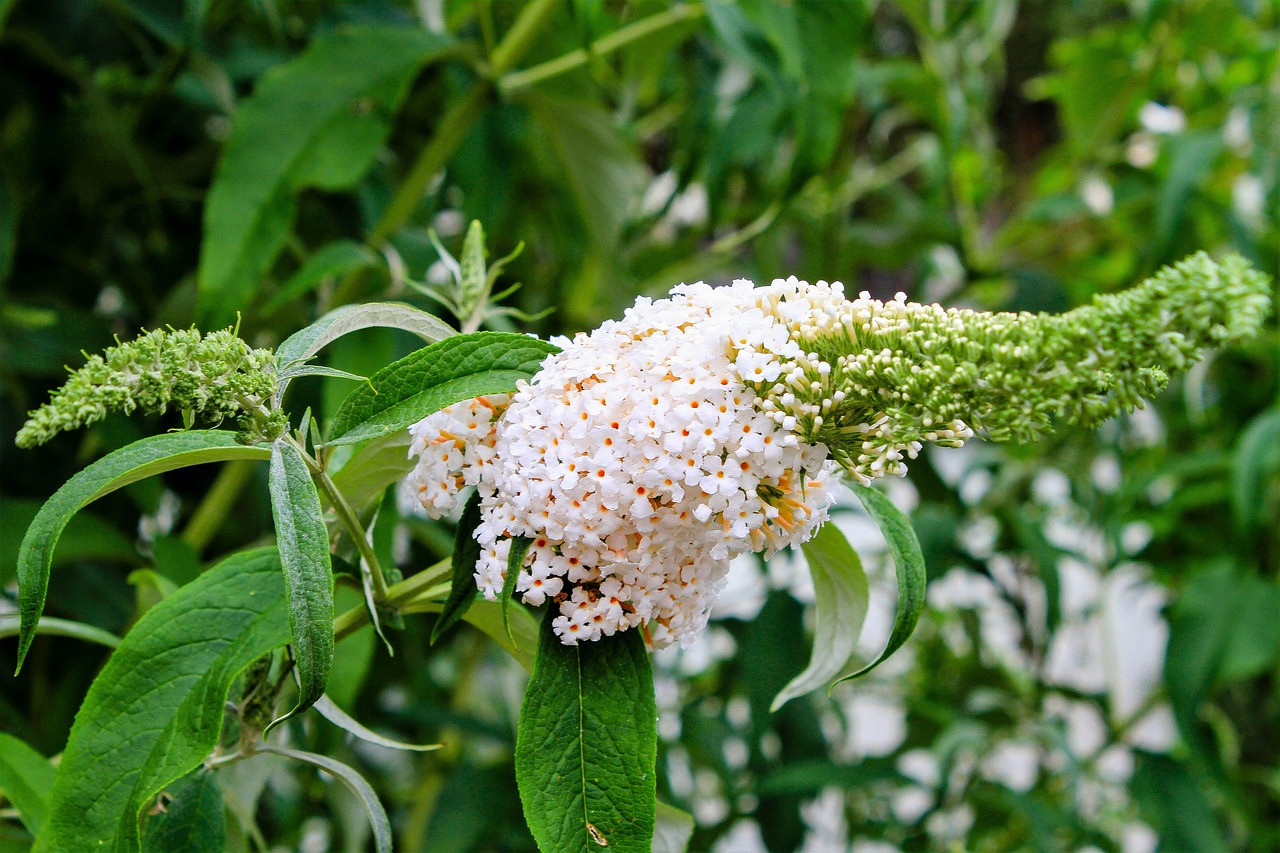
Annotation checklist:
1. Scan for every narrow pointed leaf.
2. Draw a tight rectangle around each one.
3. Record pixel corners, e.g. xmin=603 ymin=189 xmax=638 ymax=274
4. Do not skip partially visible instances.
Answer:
xmin=0 ymin=733 xmax=55 ymax=835
xmin=515 ymin=612 xmax=657 ymax=853
xmin=141 ymin=770 xmax=225 ymax=853
xmin=42 ymin=548 xmax=291 ymax=851
xmin=771 ymin=522 xmax=869 ymax=711
xmin=275 ymin=301 xmax=456 ymax=378
xmin=833 ymin=483 xmax=927 ymax=685
xmin=259 ymin=747 xmax=392 ymax=853
xmin=431 ymin=491 xmax=484 ymax=643
xmin=326 ymin=332 xmax=557 ymax=446
xmin=267 ymin=441 xmax=334 ymax=732
xmin=14 ymin=431 xmax=270 ymax=671
xmin=312 ymin=694 xmax=442 ymax=752
xmin=501 ymin=536 xmax=533 ymax=649
xmin=197 ymin=27 xmax=452 ymax=326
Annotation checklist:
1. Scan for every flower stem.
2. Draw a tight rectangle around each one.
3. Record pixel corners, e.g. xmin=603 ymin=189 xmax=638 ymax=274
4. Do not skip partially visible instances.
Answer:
xmin=498 ymin=4 xmax=706 ymax=95
xmin=333 ymin=557 xmax=450 ymax=643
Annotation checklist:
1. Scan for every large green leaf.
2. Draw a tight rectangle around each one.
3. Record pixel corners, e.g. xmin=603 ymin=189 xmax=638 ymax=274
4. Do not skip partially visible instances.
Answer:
xmin=0 ymin=734 xmax=55 ymax=836
xmin=140 ymin=770 xmax=224 ymax=853
xmin=1231 ymin=408 xmax=1280 ymax=535
xmin=14 ymin=431 xmax=270 ymax=670
xmin=266 ymin=440 xmax=334 ymax=731
xmin=771 ymin=522 xmax=869 ymax=710
xmin=515 ymin=613 xmax=657 ymax=853
xmin=832 ymin=483 xmax=927 ymax=686
xmin=326 ymin=332 xmax=557 ymax=446
xmin=197 ymin=26 xmax=452 ymax=326
xmin=41 ymin=548 xmax=291 ymax=852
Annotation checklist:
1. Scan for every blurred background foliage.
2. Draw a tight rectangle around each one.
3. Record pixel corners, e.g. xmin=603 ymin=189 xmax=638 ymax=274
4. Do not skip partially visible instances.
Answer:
xmin=1 ymin=0 xmax=1279 ymax=850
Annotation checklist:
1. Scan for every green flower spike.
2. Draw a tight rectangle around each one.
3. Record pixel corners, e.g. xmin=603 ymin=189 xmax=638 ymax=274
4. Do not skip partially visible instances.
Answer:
xmin=755 ymin=252 xmax=1272 ymax=479
xmin=15 ymin=326 xmax=279 ymax=448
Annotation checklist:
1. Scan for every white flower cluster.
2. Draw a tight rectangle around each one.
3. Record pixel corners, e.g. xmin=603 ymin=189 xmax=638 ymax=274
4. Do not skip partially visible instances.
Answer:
xmin=406 ymin=394 xmax=508 ymax=514
xmin=408 ymin=280 xmax=846 ymax=647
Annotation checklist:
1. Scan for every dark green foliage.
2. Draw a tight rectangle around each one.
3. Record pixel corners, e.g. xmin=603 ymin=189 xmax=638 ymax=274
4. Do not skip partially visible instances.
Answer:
xmin=3 ymin=1 xmax=1279 ymax=851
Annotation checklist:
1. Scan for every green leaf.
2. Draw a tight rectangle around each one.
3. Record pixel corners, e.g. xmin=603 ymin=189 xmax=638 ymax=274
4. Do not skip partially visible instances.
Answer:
xmin=651 ymin=802 xmax=695 ymax=853
xmin=328 ymin=431 xmax=415 ymax=517
xmin=262 ymin=240 xmax=380 ymax=314
xmin=524 ymin=94 xmax=648 ymax=249
xmin=266 ymin=440 xmax=334 ymax=732
xmin=1231 ymin=408 xmax=1280 ymax=535
xmin=258 ymin=747 xmax=391 ymax=853
xmin=197 ymin=26 xmax=453 ymax=326
xmin=326 ymin=332 xmax=557 ymax=446
xmin=274 ymin=302 xmax=456 ymax=378
xmin=832 ymin=483 xmax=927 ymax=686
xmin=770 ymin=522 xmax=869 ymax=711
xmin=128 ymin=569 xmax=179 ymax=616
xmin=41 ymin=548 xmax=290 ymax=852
xmin=141 ymin=770 xmax=224 ymax=853
xmin=14 ymin=431 xmax=270 ymax=671
xmin=0 ymin=615 xmax=121 ymax=649
xmin=1132 ymin=752 xmax=1229 ymax=853
xmin=0 ymin=499 xmax=135 ymax=588
xmin=431 ymin=491 xmax=484 ymax=643
xmin=312 ymin=694 xmax=442 ymax=752
xmin=0 ymin=734 xmax=56 ymax=835
xmin=400 ymin=598 xmax=539 ymax=671
xmin=515 ymin=612 xmax=657 ymax=853
xmin=502 ymin=536 xmax=532 ymax=649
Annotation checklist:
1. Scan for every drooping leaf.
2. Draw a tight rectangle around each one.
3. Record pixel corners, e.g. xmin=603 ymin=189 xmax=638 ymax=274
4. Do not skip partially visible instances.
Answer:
xmin=431 ymin=491 xmax=484 ymax=643
xmin=312 ymin=694 xmax=442 ymax=752
xmin=651 ymin=802 xmax=695 ymax=853
xmin=0 ymin=733 xmax=56 ymax=835
xmin=197 ymin=26 xmax=453 ymax=326
xmin=262 ymin=241 xmax=381 ymax=314
xmin=140 ymin=770 xmax=225 ymax=853
xmin=771 ymin=522 xmax=869 ymax=711
xmin=501 ymin=535 xmax=532 ymax=648
xmin=515 ymin=612 xmax=657 ymax=853
xmin=14 ymin=431 xmax=270 ymax=670
xmin=41 ymin=548 xmax=290 ymax=852
xmin=274 ymin=302 xmax=456 ymax=379
xmin=832 ymin=483 xmax=927 ymax=686
xmin=326 ymin=332 xmax=557 ymax=446
xmin=258 ymin=747 xmax=392 ymax=853
xmin=266 ymin=440 xmax=334 ymax=732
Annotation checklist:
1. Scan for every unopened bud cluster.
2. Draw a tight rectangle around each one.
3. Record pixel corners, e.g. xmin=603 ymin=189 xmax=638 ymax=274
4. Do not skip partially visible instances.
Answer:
xmin=408 ymin=252 xmax=1270 ymax=647
xmin=16 ymin=327 xmax=278 ymax=448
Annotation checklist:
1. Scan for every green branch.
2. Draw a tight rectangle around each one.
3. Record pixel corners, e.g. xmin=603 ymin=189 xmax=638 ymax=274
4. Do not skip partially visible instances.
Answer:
xmin=499 ymin=4 xmax=706 ymax=95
